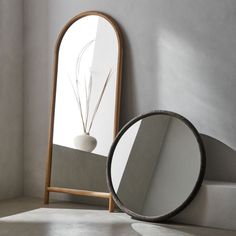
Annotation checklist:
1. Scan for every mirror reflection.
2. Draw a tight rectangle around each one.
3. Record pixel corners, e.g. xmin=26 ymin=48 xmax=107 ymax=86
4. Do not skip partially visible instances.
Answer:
xmin=53 ymin=15 xmax=119 ymax=156
xmin=110 ymin=113 xmax=203 ymax=218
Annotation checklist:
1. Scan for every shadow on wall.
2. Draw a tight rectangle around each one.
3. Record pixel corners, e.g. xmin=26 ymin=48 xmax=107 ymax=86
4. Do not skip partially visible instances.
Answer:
xmin=153 ymin=1 xmax=236 ymax=151
xmin=116 ymin=2 xmax=236 ymax=151
xmin=201 ymin=134 xmax=236 ymax=183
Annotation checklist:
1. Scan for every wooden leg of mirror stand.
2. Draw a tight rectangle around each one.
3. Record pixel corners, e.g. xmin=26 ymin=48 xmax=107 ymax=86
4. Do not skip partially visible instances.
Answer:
xmin=44 ymin=189 xmax=50 ymax=204
xmin=109 ymin=195 xmax=115 ymax=212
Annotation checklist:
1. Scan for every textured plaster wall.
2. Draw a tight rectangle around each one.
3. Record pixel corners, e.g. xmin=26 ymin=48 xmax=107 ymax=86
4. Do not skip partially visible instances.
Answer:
xmin=23 ymin=0 xmax=236 ymax=200
xmin=23 ymin=0 xmax=49 ymax=196
xmin=0 ymin=0 xmax=24 ymax=199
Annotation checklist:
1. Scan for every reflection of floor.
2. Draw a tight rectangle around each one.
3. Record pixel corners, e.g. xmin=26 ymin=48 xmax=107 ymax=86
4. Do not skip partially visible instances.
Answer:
xmin=0 ymin=198 xmax=235 ymax=236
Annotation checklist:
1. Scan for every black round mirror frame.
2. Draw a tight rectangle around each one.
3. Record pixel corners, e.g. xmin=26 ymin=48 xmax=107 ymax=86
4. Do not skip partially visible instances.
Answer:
xmin=106 ymin=110 xmax=206 ymax=222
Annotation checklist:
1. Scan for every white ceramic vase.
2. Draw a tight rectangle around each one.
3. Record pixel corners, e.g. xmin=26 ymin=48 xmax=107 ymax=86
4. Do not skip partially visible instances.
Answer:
xmin=74 ymin=133 xmax=97 ymax=152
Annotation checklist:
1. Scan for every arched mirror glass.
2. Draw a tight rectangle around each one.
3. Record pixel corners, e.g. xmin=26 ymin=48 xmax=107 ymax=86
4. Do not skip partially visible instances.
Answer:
xmin=107 ymin=111 xmax=205 ymax=222
xmin=53 ymin=13 xmax=122 ymax=156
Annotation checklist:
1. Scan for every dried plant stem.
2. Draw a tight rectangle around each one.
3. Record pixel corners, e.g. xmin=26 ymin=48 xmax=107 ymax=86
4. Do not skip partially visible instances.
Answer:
xmin=84 ymin=77 xmax=88 ymax=129
xmin=75 ymin=40 xmax=95 ymax=87
xmin=85 ymin=74 xmax=92 ymax=131
xmin=74 ymin=40 xmax=95 ymax=133
xmin=67 ymin=39 xmax=112 ymax=135
xmin=67 ymin=74 xmax=86 ymax=133
xmin=88 ymin=69 xmax=112 ymax=133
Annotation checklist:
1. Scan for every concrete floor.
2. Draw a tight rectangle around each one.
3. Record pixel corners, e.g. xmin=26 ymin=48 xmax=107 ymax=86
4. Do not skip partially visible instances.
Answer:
xmin=0 ymin=197 xmax=235 ymax=236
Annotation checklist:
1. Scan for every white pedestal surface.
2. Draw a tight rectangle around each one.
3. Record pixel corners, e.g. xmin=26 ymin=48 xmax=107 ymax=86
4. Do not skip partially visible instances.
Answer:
xmin=173 ymin=181 xmax=236 ymax=230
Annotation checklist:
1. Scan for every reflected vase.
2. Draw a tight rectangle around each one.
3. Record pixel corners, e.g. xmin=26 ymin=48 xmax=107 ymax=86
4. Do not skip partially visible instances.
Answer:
xmin=74 ymin=133 xmax=97 ymax=152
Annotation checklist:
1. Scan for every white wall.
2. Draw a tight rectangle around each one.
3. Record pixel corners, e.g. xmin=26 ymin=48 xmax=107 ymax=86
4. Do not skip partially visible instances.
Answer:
xmin=143 ymin=118 xmax=200 ymax=216
xmin=115 ymin=115 xmax=170 ymax=213
xmin=0 ymin=0 xmax=24 ymax=199
xmin=23 ymin=0 xmax=236 ymax=199
xmin=111 ymin=120 xmax=141 ymax=192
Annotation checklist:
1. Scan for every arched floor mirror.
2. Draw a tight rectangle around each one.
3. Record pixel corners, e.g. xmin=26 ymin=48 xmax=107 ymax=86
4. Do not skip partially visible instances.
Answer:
xmin=44 ymin=11 xmax=123 ymax=212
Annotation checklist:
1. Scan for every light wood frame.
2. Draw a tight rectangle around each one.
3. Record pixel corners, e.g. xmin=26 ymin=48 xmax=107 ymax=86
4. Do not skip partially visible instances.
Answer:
xmin=44 ymin=11 xmax=123 ymax=212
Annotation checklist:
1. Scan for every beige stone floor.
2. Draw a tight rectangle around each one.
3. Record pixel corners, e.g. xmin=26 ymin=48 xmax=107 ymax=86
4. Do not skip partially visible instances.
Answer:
xmin=0 ymin=197 xmax=235 ymax=236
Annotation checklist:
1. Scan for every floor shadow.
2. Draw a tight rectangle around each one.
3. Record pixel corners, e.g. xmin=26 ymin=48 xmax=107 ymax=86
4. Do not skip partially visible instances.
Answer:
xmin=131 ymin=222 xmax=236 ymax=236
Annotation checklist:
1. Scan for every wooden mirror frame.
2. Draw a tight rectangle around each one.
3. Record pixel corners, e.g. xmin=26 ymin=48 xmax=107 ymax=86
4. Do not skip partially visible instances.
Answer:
xmin=107 ymin=110 xmax=206 ymax=221
xmin=44 ymin=11 xmax=123 ymax=212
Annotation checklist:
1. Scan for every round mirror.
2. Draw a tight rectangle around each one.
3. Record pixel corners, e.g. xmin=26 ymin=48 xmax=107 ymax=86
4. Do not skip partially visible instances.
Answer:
xmin=107 ymin=111 xmax=206 ymax=222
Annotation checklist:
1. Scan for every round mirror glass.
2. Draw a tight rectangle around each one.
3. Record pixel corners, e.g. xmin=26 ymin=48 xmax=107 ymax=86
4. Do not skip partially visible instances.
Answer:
xmin=107 ymin=111 xmax=205 ymax=222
